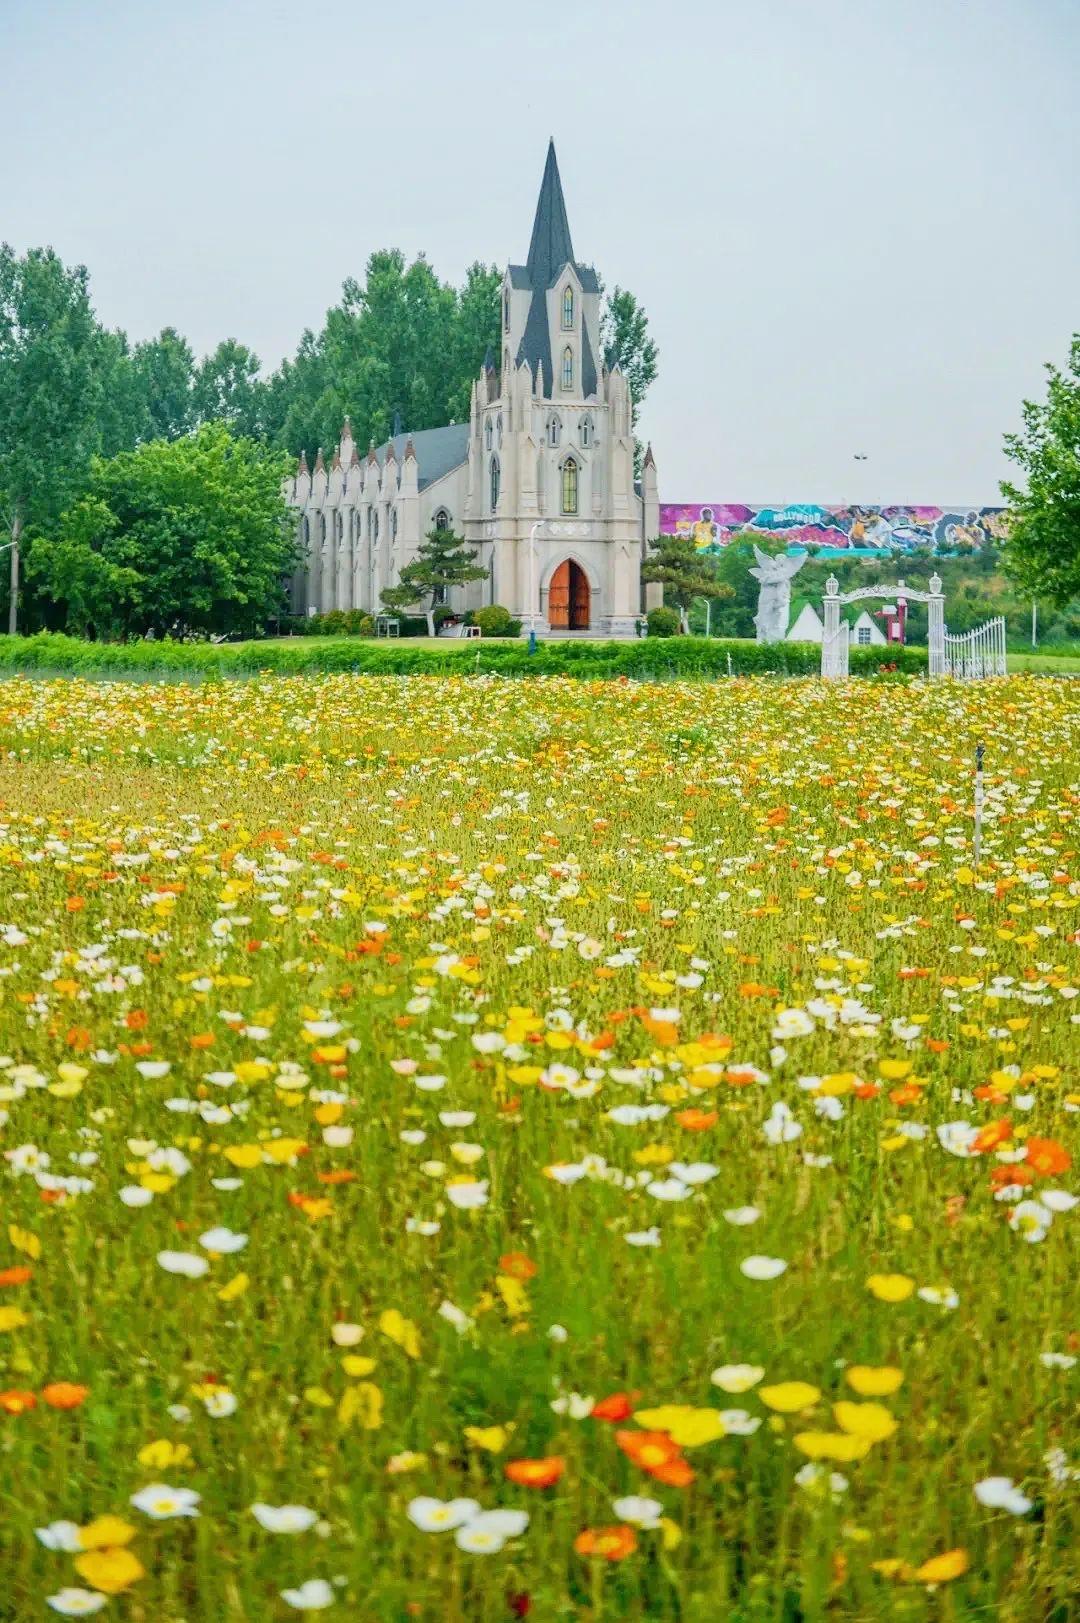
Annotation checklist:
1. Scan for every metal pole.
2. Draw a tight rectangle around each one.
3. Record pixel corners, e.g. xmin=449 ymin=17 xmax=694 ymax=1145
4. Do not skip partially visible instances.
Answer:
xmin=527 ymin=522 xmax=542 ymax=634
xmin=7 ymin=520 xmax=19 ymax=637
xmin=1031 ymin=601 xmax=1037 ymax=649
xmin=973 ymin=742 xmax=984 ymax=868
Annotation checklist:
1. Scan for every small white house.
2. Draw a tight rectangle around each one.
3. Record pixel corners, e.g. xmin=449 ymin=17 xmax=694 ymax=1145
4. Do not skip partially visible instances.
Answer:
xmin=785 ymin=602 xmax=887 ymax=646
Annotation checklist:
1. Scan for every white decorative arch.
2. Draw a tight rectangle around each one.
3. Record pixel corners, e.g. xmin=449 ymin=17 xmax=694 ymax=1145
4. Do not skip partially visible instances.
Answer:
xmin=822 ymin=574 xmax=945 ymax=678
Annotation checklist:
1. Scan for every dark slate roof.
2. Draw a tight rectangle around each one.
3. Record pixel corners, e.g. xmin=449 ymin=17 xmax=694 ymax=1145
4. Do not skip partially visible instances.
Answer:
xmin=513 ymin=140 xmax=600 ymax=399
xmin=375 ymin=423 xmax=469 ymax=490
xmin=527 ymin=139 xmax=575 ymax=286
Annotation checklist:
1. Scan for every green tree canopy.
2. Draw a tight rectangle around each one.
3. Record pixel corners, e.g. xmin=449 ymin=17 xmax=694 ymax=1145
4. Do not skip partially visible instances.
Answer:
xmin=601 ymin=285 xmax=659 ymax=429
xmin=29 ymin=423 xmax=295 ymax=640
xmin=642 ymin=534 xmax=734 ymax=631
xmin=0 ymin=244 xmax=109 ymax=629
xmin=1002 ymin=335 xmax=1080 ymax=606
xmin=131 ymin=327 xmax=195 ymax=442
xmin=192 ymin=338 xmax=265 ymax=438
xmin=381 ymin=525 xmax=487 ymax=636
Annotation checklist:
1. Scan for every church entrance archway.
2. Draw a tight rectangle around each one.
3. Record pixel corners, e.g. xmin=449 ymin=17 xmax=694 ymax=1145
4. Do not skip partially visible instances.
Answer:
xmin=548 ymin=559 xmax=590 ymax=630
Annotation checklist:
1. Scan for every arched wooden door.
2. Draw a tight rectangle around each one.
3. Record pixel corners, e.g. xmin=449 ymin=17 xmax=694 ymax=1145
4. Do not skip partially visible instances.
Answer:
xmin=548 ymin=560 xmax=590 ymax=630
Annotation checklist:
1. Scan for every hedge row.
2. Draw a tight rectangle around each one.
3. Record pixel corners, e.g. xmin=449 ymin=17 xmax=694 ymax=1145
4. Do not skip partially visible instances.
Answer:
xmin=0 ymin=632 xmax=930 ymax=681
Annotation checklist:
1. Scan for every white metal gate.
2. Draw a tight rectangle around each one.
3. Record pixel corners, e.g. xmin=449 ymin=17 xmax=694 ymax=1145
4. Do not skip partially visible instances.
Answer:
xmin=943 ymin=616 xmax=1007 ymax=678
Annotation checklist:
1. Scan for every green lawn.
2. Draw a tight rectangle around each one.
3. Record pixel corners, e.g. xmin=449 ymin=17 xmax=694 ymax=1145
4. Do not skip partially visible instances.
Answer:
xmin=1007 ymin=650 xmax=1080 ymax=674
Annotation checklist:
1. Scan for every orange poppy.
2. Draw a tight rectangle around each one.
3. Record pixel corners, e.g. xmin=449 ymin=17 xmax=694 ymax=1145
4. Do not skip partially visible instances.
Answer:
xmin=41 ymin=1382 xmax=89 ymax=1410
xmin=574 ymin=1525 xmax=637 ymax=1561
xmin=972 ymin=1118 xmax=1012 ymax=1154
xmin=1026 ymin=1138 xmax=1071 ymax=1177
xmin=498 ymin=1252 xmax=538 ymax=1282
xmin=647 ymin=1455 xmax=696 ymax=1487
xmin=675 ymin=1108 xmax=718 ymax=1131
xmin=592 ymin=1392 xmax=636 ymax=1422
xmin=616 ymin=1429 xmax=680 ymax=1470
xmin=0 ymin=1389 xmax=37 ymax=1415
xmin=504 ymin=1456 xmax=565 ymax=1488
xmin=0 ymin=1266 xmax=32 ymax=1287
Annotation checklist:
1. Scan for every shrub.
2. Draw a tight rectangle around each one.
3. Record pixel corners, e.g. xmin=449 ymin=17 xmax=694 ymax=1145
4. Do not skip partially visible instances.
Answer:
xmin=472 ymin=605 xmax=522 ymax=638
xmin=647 ymin=607 xmax=680 ymax=638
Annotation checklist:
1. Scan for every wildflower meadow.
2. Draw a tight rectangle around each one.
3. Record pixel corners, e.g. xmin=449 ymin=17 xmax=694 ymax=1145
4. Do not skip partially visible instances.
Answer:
xmin=0 ymin=671 xmax=1076 ymax=1622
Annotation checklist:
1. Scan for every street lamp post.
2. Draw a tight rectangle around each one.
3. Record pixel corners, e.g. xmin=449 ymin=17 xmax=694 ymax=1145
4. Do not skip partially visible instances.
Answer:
xmin=0 ymin=540 xmax=16 ymax=636
xmin=527 ymin=521 xmax=545 ymax=635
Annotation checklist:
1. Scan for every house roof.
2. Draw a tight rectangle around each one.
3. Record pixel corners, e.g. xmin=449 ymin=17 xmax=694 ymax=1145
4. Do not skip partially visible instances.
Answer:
xmin=374 ymin=423 xmax=469 ymax=490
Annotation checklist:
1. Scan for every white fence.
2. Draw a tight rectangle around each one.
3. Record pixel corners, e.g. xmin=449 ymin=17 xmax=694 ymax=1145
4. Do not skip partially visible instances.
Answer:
xmin=943 ymin=616 xmax=1007 ymax=679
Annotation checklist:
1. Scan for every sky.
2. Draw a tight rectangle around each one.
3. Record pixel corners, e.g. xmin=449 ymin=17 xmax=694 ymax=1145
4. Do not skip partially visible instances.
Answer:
xmin=3 ymin=0 xmax=1078 ymax=505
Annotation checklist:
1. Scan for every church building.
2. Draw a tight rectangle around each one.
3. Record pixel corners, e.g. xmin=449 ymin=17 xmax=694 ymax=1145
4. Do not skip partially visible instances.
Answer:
xmin=284 ymin=142 xmax=659 ymax=635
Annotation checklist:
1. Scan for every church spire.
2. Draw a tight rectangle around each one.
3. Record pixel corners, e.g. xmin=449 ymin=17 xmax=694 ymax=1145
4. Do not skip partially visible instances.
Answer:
xmin=526 ymin=138 xmax=575 ymax=286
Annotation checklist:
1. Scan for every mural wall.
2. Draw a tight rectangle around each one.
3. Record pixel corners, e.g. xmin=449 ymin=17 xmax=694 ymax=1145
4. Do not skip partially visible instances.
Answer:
xmin=659 ymin=503 xmax=1008 ymax=555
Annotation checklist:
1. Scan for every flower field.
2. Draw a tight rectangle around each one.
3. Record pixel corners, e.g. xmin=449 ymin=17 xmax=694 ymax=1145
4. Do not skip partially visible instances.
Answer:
xmin=0 ymin=672 xmax=1076 ymax=1622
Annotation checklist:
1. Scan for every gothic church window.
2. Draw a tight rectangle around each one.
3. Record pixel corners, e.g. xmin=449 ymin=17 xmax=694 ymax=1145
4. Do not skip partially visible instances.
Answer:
xmin=561 ymin=347 xmax=573 ymax=391
xmin=547 ymin=415 xmax=561 ymax=447
xmin=434 ymin=508 xmax=451 ymax=533
xmin=485 ymin=420 xmax=493 ymax=451
xmin=561 ymin=456 xmax=578 ymax=515
xmin=503 ymin=289 xmax=509 ymax=331
xmin=490 ymin=456 xmax=501 ymax=511
xmin=581 ymin=415 xmax=592 ymax=447
xmin=562 ymin=286 xmax=574 ymax=329
xmin=496 ymin=414 xmax=503 ymax=445
xmin=391 ymin=508 xmax=398 ymax=542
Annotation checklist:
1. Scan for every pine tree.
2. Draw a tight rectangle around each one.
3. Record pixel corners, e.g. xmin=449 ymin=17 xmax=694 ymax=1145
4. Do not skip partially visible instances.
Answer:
xmin=641 ymin=535 xmax=733 ymax=633
xmin=381 ymin=524 xmax=487 ymax=636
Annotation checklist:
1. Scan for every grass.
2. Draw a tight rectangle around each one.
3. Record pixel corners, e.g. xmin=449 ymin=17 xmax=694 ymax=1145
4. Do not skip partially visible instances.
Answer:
xmin=0 ymin=672 xmax=1076 ymax=1620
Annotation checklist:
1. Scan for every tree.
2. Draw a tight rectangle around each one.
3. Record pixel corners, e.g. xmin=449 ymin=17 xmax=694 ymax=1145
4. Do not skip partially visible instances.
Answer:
xmin=132 ymin=327 xmax=195 ymax=441
xmin=1001 ymin=335 xmax=1080 ymax=605
xmin=0 ymin=245 xmax=106 ymax=632
xmin=641 ymin=534 xmax=733 ymax=632
xmin=29 ymin=423 xmax=295 ymax=639
xmin=600 ymin=286 xmax=658 ymax=428
xmin=192 ymin=338 xmax=265 ymax=437
xmin=381 ymin=524 xmax=487 ymax=636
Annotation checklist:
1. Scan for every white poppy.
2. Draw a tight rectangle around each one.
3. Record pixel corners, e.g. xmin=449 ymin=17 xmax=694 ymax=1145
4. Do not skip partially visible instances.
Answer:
xmin=46 ymin=1592 xmax=108 ymax=1616
xmin=156 ymin=1250 xmax=209 ymax=1278
xmin=36 ymin=1522 xmax=83 ymax=1552
xmin=723 ymin=1206 xmax=760 ymax=1226
xmin=130 ymin=1483 xmax=201 ymax=1519
xmin=625 ymin=1227 xmax=662 ymax=1247
xmin=119 ymin=1185 xmax=153 ymax=1207
xmin=612 ymin=1495 xmax=663 ymax=1528
xmin=407 ymin=1496 xmax=481 ymax=1532
xmin=1042 ymin=1190 xmax=1078 ymax=1213
xmin=1039 ymin=1352 xmax=1077 ymax=1370
xmin=1009 ymin=1200 xmax=1053 ymax=1242
xmin=251 ymin=1502 xmax=318 ymax=1533
xmin=718 ymin=1409 xmax=761 ymax=1435
xmin=917 ymin=1285 xmax=959 ymax=1309
xmin=438 ymin=1300 xmax=474 ymax=1334
xmin=330 ymin=1323 xmax=364 ymax=1347
xmin=645 ymin=1178 xmax=692 ymax=1202
xmin=446 ymin=1180 xmax=489 ymax=1209
xmin=199 ymin=1226 xmax=248 ymax=1254
xmin=974 ymin=1476 xmax=1033 ymax=1515
xmin=711 ymin=1364 xmax=765 ymax=1393
xmin=280 ymin=1579 xmax=335 ymax=1610
xmin=740 ymin=1255 xmax=787 ymax=1281
xmin=669 ymin=1162 xmax=718 ymax=1185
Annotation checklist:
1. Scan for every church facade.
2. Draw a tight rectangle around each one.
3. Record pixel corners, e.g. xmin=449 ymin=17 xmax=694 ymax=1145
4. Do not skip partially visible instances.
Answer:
xmin=284 ymin=143 xmax=659 ymax=636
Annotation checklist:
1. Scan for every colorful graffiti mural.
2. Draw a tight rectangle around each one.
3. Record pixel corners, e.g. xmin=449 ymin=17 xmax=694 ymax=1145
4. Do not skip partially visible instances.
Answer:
xmin=660 ymin=503 xmax=1009 ymax=556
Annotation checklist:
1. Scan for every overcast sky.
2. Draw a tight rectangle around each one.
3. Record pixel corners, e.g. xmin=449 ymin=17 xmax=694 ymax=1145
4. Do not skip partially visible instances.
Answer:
xmin=4 ymin=0 xmax=1078 ymax=504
